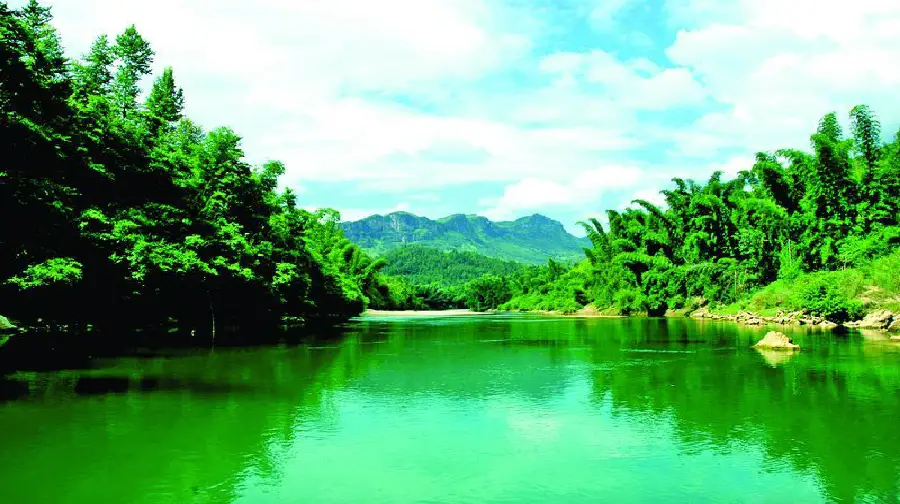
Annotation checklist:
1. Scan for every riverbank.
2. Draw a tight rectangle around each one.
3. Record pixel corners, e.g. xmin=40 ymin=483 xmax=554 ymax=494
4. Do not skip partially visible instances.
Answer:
xmin=362 ymin=309 xmax=490 ymax=317
xmin=517 ymin=306 xmax=626 ymax=318
xmin=690 ymin=306 xmax=900 ymax=333
xmin=515 ymin=304 xmax=900 ymax=335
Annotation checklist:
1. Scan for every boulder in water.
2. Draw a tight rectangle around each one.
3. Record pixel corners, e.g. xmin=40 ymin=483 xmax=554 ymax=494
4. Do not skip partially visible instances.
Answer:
xmin=847 ymin=310 xmax=895 ymax=330
xmin=753 ymin=331 xmax=800 ymax=351
xmin=889 ymin=318 xmax=900 ymax=333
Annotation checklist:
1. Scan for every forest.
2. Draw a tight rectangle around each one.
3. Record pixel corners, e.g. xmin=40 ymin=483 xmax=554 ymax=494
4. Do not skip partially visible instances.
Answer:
xmin=373 ymin=105 xmax=900 ymax=322
xmin=499 ymin=106 xmax=900 ymax=321
xmin=366 ymin=247 xmax=525 ymax=311
xmin=1 ymin=1 xmax=396 ymax=341
xmin=4 ymin=0 xmax=900 ymax=346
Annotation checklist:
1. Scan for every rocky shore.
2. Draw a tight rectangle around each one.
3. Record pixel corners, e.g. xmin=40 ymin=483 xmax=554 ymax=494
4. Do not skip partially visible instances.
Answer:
xmin=690 ymin=307 xmax=900 ymax=334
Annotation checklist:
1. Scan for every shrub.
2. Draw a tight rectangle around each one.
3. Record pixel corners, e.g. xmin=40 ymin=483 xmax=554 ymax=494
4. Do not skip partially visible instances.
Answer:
xmin=870 ymin=250 xmax=900 ymax=294
xmin=792 ymin=273 xmax=865 ymax=323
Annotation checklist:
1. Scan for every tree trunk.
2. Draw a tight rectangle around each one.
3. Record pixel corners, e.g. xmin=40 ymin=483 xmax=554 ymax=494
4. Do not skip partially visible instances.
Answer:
xmin=207 ymin=290 xmax=216 ymax=346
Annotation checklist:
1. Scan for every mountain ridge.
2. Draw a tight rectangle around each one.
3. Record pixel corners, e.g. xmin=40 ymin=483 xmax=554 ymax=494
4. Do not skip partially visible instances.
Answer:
xmin=340 ymin=211 xmax=589 ymax=264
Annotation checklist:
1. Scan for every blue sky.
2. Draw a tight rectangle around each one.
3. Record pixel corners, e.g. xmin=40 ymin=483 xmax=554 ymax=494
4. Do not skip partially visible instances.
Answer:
xmin=19 ymin=0 xmax=900 ymax=234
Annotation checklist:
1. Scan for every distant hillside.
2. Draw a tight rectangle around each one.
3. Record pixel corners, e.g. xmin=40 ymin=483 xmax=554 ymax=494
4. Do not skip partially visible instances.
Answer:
xmin=381 ymin=246 xmax=527 ymax=287
xmin=340 ymin=212 xmax=589 ymax=264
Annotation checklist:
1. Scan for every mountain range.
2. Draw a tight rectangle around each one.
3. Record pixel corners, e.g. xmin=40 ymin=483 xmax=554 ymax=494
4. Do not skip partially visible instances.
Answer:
xmin=339 ymin=212 xmax=589 ymax=264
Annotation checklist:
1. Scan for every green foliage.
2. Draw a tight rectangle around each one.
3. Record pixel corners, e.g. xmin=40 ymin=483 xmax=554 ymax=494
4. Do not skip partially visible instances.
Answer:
xmin=8 ymin=258 xmax=82 ymax=289
xmin=869 ymin=250 xmax=900 ymax=294
xmin=503 ymin=105 xmax=900 ymax=322
xmin=365 ymin=246 xmax=525 ymax=311
xmin=794 ymin=278 xmax=865 ymax=324
xmin=464 ymin=275 xmax=512 ymax=312
xmin=0 ymin=2 xmax=383 ymax=335
xmin=381 ymin=246 xmax=525 ymax=287
xmin=4 ymin=1 xmax=899 ymax=330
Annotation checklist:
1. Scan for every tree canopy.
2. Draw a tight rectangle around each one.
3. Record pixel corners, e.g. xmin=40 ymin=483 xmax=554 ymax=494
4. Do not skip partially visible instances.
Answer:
xmin=504 ymin=106 xmax=900 ymax=319
xmin=0 ymin=2 xmax=389 ymax=340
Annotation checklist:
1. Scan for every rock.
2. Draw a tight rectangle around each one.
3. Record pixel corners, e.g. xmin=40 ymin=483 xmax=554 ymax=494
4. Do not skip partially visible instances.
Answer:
xmin=745 ymin=318 xmax=762 ymax=326
xmin=891 ymin=335 xmax=900 ymax=342
xmin=848 ymin=310 xmax=895 ymax=330
xmin=888 ymin=318 xmax=900 ymax=333
xmin=753 ymin=331 xmax=800 ymax=351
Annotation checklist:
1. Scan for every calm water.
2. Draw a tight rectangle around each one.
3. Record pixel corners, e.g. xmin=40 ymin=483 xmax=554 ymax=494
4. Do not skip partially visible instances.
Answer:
xmin=2 ymin=315 xmax=900 ymax=503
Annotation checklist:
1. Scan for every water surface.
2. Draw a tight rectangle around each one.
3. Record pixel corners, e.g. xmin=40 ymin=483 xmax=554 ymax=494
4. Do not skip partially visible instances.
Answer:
xmin=2 ymin=316 xmax=900 ymax=503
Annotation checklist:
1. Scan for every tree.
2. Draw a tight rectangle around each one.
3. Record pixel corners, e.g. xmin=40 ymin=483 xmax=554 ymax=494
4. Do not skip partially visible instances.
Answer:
xmin=18 ymin=0 xmax=67 ymax=87
xmin=145 ymin=67 xmax=184 ymax=132
xmin=850 ymin=105 xmax=881 ymax=179
xmin=465 ymin=275 xmax=511 ymax=312
xmin=1 ymin=7 xmax=385 ymax=343
xmin=503 ymin=104 xmax=900 ymax=316
xmin=72 ymin=35 xmax=114 ymax=101
xmin=112 ymin=25 xmax=153 ymax=119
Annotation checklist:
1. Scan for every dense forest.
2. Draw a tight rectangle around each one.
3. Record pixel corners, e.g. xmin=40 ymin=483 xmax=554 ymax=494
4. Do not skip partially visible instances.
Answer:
xmin=0 ymin=1 xmax=397 ymax=340
xmin=4 ymin=0 xmax=900 ymax=342
xmin=370 ymin=106 xmax=900 ymax=321
xmin=359 ymin=246 xmax=527 ymax=311
xmin=498 ymin=106 xmax=900 ymax=321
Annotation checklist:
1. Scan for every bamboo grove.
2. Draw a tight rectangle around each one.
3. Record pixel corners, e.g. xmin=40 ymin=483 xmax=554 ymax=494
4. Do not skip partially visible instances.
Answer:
xmin=504 ymin=106 xmax=900 ymax=320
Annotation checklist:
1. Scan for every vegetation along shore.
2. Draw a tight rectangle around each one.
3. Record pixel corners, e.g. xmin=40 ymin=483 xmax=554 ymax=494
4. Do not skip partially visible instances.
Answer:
xmin=3 ymin=0 xmax=900 ymax=358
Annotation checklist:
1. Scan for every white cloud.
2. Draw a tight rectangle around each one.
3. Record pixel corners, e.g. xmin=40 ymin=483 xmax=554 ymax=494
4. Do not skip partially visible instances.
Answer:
xmin=335 ymin=202 xmax=413 ymax=223
xmin=538 ymin=52 xmax=584 ymax=74
xmin=25 ymin=0 xmax=706 ymax=203
xmin=539 ymin=50 xmax=706 ymax=111
xmin=29 ymin=0 xmax=537 ymax=183
xmin=589 ymin=0 xmax=638 ymax=30
xmin=708 ymin=155 xmax=755 ymax=179
xmin=480 ymin=165 xmax=645 ymax=220
xmin=628 ymin=57 xmax=662 ymax=77
xmin=665 ymin=0 xmax=900 ymax=157
xmin=19 ymin=0 xmax=900 ymax=225
xmin=629 ymin=188 xmax=668 ymax=210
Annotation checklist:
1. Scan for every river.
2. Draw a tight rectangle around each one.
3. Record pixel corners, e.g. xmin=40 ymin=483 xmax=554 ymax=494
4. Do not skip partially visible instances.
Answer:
xmin=1 ymin=315 xmax=899 ymax=503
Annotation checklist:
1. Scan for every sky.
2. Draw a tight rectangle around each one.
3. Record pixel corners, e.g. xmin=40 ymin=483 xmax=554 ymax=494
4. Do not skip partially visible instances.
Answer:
xmin=16 ymin=0 xmax=900 ymax=234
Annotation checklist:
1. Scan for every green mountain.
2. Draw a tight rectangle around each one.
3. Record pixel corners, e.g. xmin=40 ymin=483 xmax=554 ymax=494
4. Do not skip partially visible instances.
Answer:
xmin=340 ymin=212 xmax=589 ymax=264
xmin=381 ymin=246 xmax=527 ymax=287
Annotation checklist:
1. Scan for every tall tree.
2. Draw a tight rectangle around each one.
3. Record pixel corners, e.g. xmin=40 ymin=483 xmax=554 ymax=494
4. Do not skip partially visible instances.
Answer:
xmin=145 ymin=66 xmax=184 ymax=129
xmin=112 ymin=25 xmax=153 ymax=119
xmin=18 ymin=0 xmax=66 ymax=86
xmin=72 ymin=35 xmax=114 ymax=101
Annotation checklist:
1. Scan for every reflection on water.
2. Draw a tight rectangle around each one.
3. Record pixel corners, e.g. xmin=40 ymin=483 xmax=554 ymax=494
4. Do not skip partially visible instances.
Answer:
xmin=1 ymin=316 xmax=900 ymax=503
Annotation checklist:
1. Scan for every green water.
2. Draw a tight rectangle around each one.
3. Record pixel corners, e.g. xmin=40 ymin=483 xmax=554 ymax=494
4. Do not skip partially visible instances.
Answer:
xmin=2 ymin=316 xmax=900 ymax=503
